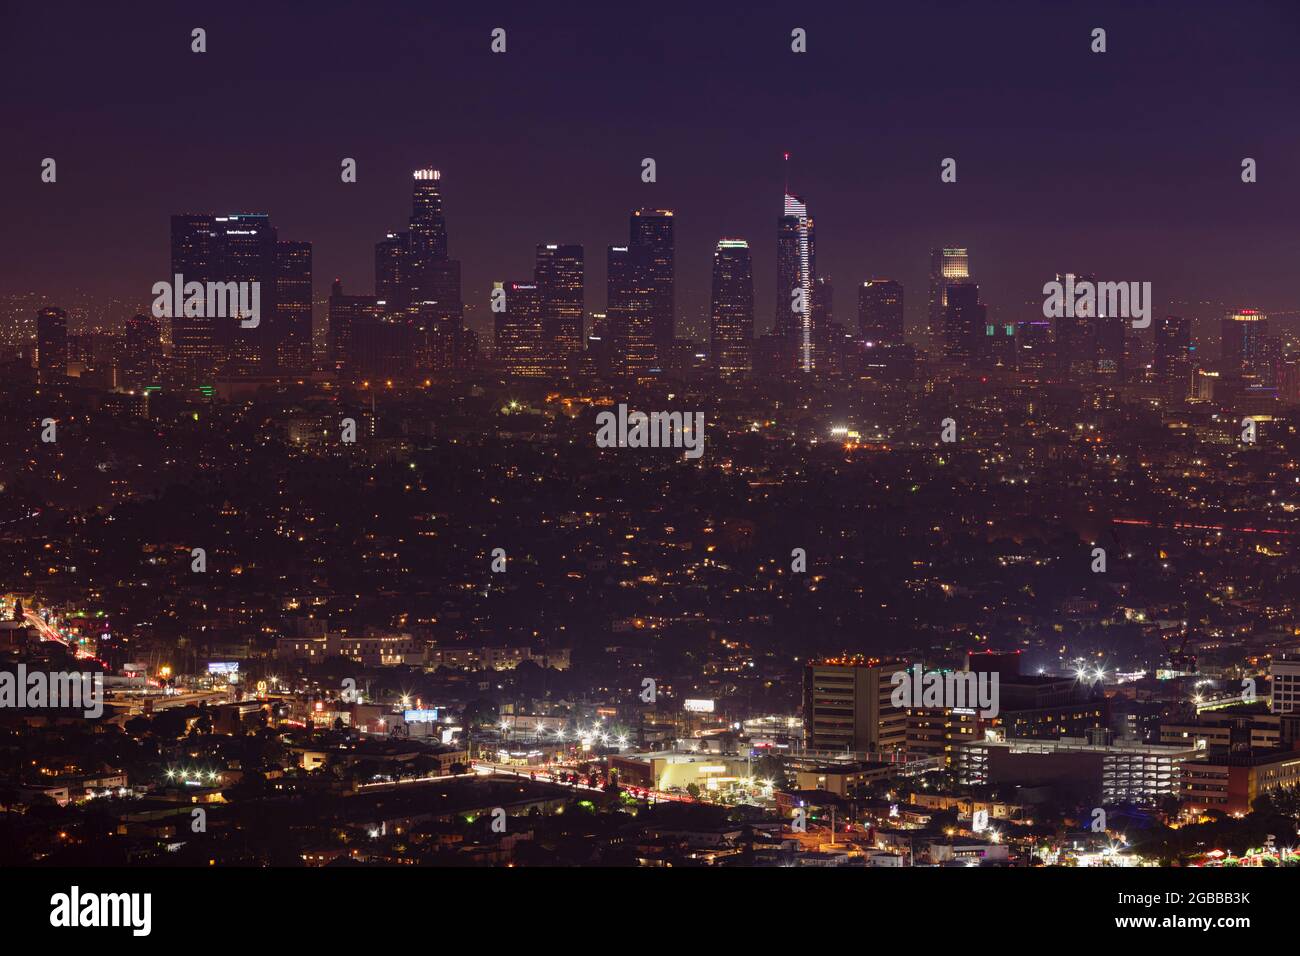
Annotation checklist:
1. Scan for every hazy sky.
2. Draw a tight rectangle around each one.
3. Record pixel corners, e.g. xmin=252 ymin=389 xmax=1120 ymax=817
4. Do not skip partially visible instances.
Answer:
xmin=4 ymin=0 xmax=1299 ymax=341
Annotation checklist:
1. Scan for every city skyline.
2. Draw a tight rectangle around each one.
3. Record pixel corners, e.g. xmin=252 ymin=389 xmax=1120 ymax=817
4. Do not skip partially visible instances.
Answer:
xmin=5 ymin=0 xmax=1300 ymax=908
xmin=5 ymin=2 xmax=1300 ymax=343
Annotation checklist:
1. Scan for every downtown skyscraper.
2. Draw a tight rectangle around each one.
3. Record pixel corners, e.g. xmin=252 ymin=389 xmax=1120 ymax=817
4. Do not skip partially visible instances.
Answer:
xmin=709 ymin=239 xmax=754 ymax=377
xmin=607 ymin=244 xmax=657 ymax=378
xmin=493 ymin=280 xmax=545 ymax=377
xmin=370 ymin=168 xmax=474 ymax=373
xmin=629 ymin=209 xmax=674 ymax=365
xmin=858 ymin=279 xmax=904 ymax=345
xmin=776 ymin=191 xmax=816 ymax=372
xmin=169 ymin=213 xmax=293 ymax=380
xmin=275 ymin=240 xmax=313 ymax=373
xmin=534 ymin=243 xmax=584 ymax=372
xmin=1221 ymin=309 xmax=1269 ymax=378
xmin=36 ymin=306 xmax=68 ymax=382
xmin=928 ymin=248 xmax=970 ymax=350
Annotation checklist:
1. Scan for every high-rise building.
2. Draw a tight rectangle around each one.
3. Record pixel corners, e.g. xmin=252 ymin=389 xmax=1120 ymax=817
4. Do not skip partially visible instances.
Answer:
xmin=328 ymin=278 xmax=386 ymax=376
xmin=169 ymin=213 xmax=281 ymax=378
xmin=275 ymin=240 xmax=312 ymax=373
xmin=803 ymin=657 xmax=908 ymax=753
xmin=404 ymin=169 xmax=461 ymax=323
xmin=1016 ymin=319 xmax=1053 ymax=373
xmin=1272 ymin=655 xmax=1300 ymax=715
xmin=709 ymin=239 xmax=754 ymax=377
xmin=629 ymin=210 xmax=674 ymax=364
xmin=607 ymin=245 xmax=656 ymax=378
xmin=122 ymin=313 xmax=162 ymax=388
xmin=374 ymin=232 xmax=408 ymax=310
xmin=928 ymin=248 xmax=969 ymax=348
xmin=858 ymin=279 xmax=904 ymax=344
xmin=777 ymin=193 xmax=817 ymax=371
xmin=1221 ymin=309 xmax=1269 ymax=377
xmin=494 ymin=281 xmax=546 ymax=377
xmin=942 ymin=282 xmax=986 ymax=361
xmin=1154 ymin=316 xmax=1193 ymax=402
xmin=36 ymin=307 xmax=68 ymax=380
xmin=1096 ymin=315 xmax=1127 ymax=380
xmin=408 ymin=168 xmax=448 ymax=265
xmin=1053 ymin=272 xmax=1098 ymax=381
xmin=534 ymin=244 xmax=584 ymax=371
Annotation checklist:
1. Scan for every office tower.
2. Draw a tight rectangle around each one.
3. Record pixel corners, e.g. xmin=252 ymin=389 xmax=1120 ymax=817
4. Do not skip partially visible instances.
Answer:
xmin=1096 ymin=315 xmax=1126 ymax=380
xmin=374 ymin=232 xmax=408 ymax=310
xmin=327 ymin=278 xmax=384 ymax=375
xmin=36 ymin=307 xmax=68 ymax=380
xmin=169 ymin=213 xmax=280 ymax=378
xmin=1258 ymin=335 xmax=1283 ymax=388
xmin=587 ymin=312 xmax=612 ymax=378
xmin=629 ymin=209 xmax=674 ymax=363
xmin=803 ymin=657 xmax=908 ymax=753
xmin=371 ymin=168 xmax=469 ymax=373
xmin=942 ymin=282 xmax=986 ymax=361
xmin=776 ymin=192 xmax=816 ymax=371
xmin=534 ymin=243 xmax=584 ymax=370
xmin=812 ymin=276 xmax=833 ymax=331
xmin=1221 ymin=309 xmax=1269 ymax=376
xmin=607 ymin=245 xmax=656 ymax=378
xmin=858 ymin=279 xmax=904 ymax=344
xmin=928 ymin=248 xmax=969 ymax=348
xmin=1274 ymin=655 xmax=1300 ymax=715
xmin=275 ymin=241 xmax=312 ymax=373
xmin=1154 ymin=316 xmax=1192 ymax=402
xmin=122 ymin=313 xmax=163 ymax=388
xmin=494 ymin=281 xmax=546 ymax=377
xmin=1016 ymin=318 xmax=1053 ymax=373
xmin=408 ymin=168 xmax=448 ymax=264
xmin=709 ymin=239 xmax=754 ymax=377
xmin=404 ymin=169 xmax=462 ymax=325
xmin=1277 ymin=354 xmax=1300 ymax=405
xmin=1053 ymin=272 xmax=1098 ymax=381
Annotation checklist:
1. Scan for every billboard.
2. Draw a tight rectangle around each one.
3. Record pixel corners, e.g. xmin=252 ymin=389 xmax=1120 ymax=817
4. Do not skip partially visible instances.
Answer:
xmin=683 ymin=698 xmax=715 ymax=713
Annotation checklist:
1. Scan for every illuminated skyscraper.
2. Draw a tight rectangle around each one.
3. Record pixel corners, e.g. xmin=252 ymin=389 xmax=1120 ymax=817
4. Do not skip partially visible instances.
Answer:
xmin=928 ymin=248 xmax=969 ymax=348
xmin=1155 ymin=315 xmax=1193 ymax=402
xmin=169 ymin=213 xmax=280 ymax=379
xmin=858 ymin=279 xmax=904 ymax=344
xmin=607 ymin=245 xmax=656 ymax=378
xmin=942 ymin=282 xmax=985 ymax=361
xmin=328 ymin=278 xmax=385 ymax=376
xmin=629 ymin=210 xmax=674 ymax=363
xmin=371 ymin=169 xmax=471 ymax=373
xmin=374 ymin=232 xmax=408 ymax=310
xmin=1054 ymin=272 xmax=1098 ymax=381
xmin=275 ymin=240 xmax=312 ymax=373
xmin=408 ymin=168 xmax=448 ymax=264
xmin=777 ymin=191 xmax=817 ymax=371
xmin=709 ymin=239 xmax=754 ymax=377
xmin=494 ymin=281 xmax=546 ymax=377
xmin=534 ymin=243 xmax=584 ymax=370
xmin=1221 ymin=309 xmax=1269 ymax=377
xmin=404 ymin=169 xmax=462 ymax=327
xmin=36 ymin=307 xmax=68 ymax=381
xmin=122 ymin=313 xmax=162 ymax=388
